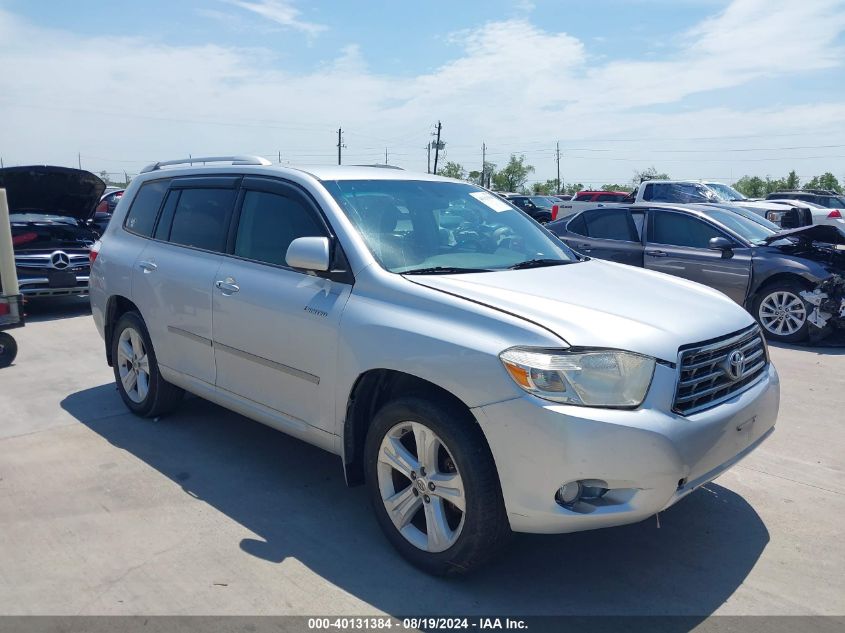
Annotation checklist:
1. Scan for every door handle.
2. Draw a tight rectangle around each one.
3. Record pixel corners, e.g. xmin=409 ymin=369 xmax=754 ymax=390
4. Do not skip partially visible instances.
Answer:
xmin=138 ymin=260 xmax=157 ymax=272
xmin=575 ymin=242 xmax=593 ymax=252
xmin=215 ymin=278 xmax=240 ymax=294
xmin=645 ymin=250 xmax=668 ymax=257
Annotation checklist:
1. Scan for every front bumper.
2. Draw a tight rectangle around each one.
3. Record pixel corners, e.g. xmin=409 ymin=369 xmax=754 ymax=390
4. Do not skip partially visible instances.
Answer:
xmin=17 ymin=273 xmax=90 ymax=297
xmin=473 ymin=362 xmax=779 ymax=534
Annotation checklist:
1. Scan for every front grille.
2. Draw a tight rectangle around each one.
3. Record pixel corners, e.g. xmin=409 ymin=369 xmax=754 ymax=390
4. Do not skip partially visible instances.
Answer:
xmin=15 ymin=252 xmax=90 ymax=270
xmin=674 ymin=326 xmax=768 ymax=416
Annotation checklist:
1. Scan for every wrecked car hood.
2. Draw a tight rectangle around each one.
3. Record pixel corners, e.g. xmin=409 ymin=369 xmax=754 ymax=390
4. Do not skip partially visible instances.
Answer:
xmin=407 ymin=259 xmax=754 ymax=362
xmin=0 ymin=165 xmax=106 ymax=222
xmin=764 ymin=224 xmax=845 ymax=246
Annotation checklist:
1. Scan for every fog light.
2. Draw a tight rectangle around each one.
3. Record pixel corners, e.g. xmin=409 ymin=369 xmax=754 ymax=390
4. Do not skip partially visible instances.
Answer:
xmin=555 ymin=481 xmax=582 ymax=506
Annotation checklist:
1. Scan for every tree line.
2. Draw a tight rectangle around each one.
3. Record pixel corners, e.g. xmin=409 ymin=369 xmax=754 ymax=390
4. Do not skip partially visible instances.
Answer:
xmin=437 ymin=157 xmax=843 ymax=197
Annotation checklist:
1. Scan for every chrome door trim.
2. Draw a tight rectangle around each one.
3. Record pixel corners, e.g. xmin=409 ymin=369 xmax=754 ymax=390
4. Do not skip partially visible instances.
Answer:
xmin=167 ymin=326 xmax=213 ymax=347
xmin=214 ymin=341 xmax=320 ymax=385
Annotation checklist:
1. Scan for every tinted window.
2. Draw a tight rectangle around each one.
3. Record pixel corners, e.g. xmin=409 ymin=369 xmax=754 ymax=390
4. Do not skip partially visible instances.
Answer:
xmin=584 ymin=209 xmax=637 ymax=241
xmin=648 ymin=211 xmax=723 ymax=248
xmin=166 ymin=188 xmax=236 ymax=252
xmin=567 ymin=213 xmax=588 ymax=236
xmin=124 ymin=180 xmax=168 ymax=237
xmin=234 ymin=191 xmax=326 ymax=266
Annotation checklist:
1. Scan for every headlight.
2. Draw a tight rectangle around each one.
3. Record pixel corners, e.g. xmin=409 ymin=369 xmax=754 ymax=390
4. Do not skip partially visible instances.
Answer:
xmin=499 ymin=347 xmax=655 ymax=407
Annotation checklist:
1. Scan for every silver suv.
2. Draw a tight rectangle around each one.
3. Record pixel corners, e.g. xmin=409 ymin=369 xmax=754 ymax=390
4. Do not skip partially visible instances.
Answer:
xmin=90 ymin=156 xmax=780 ymax=575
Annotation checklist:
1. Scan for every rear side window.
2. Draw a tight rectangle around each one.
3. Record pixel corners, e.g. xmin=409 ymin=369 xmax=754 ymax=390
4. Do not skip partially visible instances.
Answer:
xmin=567 ymin=213 xmax=588 ymax=236
xmin=648 ymin=211 xmax=723 ymax=248
xmin=123 ymin=180 xmax=168 ymax=237
xmin=164 ymin=188 xmax=236 ymax=252
xmin=579 ymin=208 xmax=637 ymax=241
xmin=234 ymin=190 xmax=326 ymax=266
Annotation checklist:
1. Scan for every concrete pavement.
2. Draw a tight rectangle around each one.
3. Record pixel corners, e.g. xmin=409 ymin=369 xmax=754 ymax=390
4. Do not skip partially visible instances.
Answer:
xmin=0 ymin=297 xmax=843 ymax=617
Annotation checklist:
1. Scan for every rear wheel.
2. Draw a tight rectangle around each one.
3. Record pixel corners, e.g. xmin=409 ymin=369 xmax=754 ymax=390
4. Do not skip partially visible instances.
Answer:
xmin=364 ymin=396 xmax=511 ymax=575
xmin=754 ymin=282 xmax=811 ymax=343
xmin=111 ymin=311 xmax=183 ymax=417
xmin=0 ymin=332 xmax=18 ymax=368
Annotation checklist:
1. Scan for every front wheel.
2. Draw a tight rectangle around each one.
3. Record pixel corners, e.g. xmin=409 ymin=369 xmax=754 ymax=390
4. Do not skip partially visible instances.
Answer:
xmin=753 ymin=282 xmax=811 ymax=343
xmin=364 ymin=396 xmax=511 ymax=575
xmin=0 ymin=332 xmax=18 ymax=368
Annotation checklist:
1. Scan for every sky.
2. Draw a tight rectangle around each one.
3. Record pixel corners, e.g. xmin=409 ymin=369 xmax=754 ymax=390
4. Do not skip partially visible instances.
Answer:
xmin=1 ymin=0 xmax=845 ymax=187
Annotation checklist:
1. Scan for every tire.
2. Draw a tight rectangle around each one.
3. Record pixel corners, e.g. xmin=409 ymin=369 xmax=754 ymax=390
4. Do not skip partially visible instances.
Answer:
xmin=111 ymin=311 xmax=183 ymax=417
xmin=0 ymin=332 xmax=18 ymax=368
xmin=364 ymin=396 xmax=511 ymax=575
xmin=753 ymin=281 xmax=812 ymax=343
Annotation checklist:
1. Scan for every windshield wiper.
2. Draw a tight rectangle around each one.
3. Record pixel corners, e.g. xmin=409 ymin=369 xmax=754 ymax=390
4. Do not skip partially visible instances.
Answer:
xmin=403 ymin=266 xmax=493 ymax=275
xmin=507 ymin=258 xmax=573 ymax=270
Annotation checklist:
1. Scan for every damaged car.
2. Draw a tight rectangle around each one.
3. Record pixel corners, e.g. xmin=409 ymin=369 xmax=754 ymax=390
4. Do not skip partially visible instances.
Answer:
xmin=548 ymin=203 xmax=845 ymax=343
xmin=0 ymin=166 xmax=105 ymax=298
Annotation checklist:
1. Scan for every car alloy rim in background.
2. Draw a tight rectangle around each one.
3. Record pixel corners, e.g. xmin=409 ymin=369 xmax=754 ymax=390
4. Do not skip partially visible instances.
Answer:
xmin=759 ymin=291 xmax=807 ymax=336
xmin=117 ymin=327 xmax=150 ymax=403
xmin=377 ymin=421 xmax=465 ymax=553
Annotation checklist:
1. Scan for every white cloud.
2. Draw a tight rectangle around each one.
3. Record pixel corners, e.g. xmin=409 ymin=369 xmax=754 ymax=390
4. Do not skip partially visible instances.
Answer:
xmin=0 ymin=0 xmax=844 ymax=184
xmin=223 ymin=0 xmax=327 ymax=36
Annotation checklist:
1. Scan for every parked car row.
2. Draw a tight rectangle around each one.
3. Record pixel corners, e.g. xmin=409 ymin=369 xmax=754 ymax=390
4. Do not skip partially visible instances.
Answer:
xmin=547 ymin=203 xmax=845 ymax=343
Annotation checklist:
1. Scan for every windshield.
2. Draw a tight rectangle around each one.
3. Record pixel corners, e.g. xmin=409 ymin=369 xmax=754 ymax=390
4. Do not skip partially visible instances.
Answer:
xmin=324 ymin=180 xmax=577 ymax=273
xmin=704 ymin=207 xmax=778 ymax=244
xmin=529 ymin=196 xmax=552 ymax=207
xmin=707 ymin=183 xmax=747 ymax=202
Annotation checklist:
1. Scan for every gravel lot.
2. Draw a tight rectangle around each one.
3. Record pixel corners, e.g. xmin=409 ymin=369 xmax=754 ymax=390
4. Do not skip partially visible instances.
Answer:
xmin=0 ymin=297 xmax=843 ymax=617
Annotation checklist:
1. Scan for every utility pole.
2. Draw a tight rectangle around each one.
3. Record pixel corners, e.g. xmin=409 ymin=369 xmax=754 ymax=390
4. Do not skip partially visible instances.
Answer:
xmin=555 ymin=141 xmax=561 ymax=194
xmin=278 ymin=150 xmax=282 ymax=164
xmin=481 ymin=142 xmax=487 ymax=187
xmin=385 ymin=148 xmax=388 ymax=165
xmin=432 ymin=121 xmax=443 ymax=174
xmin=426 ymin=144 xmax=431 ymax=174
xmin=77 ymin=152 xmax=82 ymax=169
xmin=337 ymin=128 xmax=346 ymax=165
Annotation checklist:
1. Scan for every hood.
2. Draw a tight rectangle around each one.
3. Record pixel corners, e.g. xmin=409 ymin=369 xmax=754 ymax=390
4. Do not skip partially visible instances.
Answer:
xmin=0 ymin=166 xmax=106 ymax=222
xmin=407 ymin=259 xmax=754 ymax=362
xmin=764 ymin=224 xmax=845 ymax=246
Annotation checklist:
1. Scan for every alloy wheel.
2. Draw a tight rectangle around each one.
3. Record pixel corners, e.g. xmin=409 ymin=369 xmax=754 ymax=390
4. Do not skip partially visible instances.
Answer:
xmin=759 ymin=290 xmax=807 ymax=336
xmin=116 ymin=327 xmax=150 ymax=403
xmin=376 ymin=421 xmax=465 ymax=553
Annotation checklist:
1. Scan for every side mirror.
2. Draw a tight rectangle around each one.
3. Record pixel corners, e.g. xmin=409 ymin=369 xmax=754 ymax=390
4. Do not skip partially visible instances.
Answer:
xmin=286 ymin=236 xmax=330 ymax=272
xmin=708 ymin=236 xmax=734 ymax=257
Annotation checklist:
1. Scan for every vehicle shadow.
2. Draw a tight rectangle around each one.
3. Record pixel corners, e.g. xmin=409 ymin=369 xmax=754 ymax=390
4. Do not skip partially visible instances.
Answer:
xmin=769 ymin=334 xmax=845 ymax=355
xmin=62 ymin=385 xmax=769 ymax=621
xmin=22 ymin=296 xmax=91 ymax=323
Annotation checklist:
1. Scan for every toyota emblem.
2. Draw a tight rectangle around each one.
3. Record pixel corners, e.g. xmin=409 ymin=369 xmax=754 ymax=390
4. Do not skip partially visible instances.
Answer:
xmin=724 ymin=350 xmax=745 ymax=381
xmin=50 ymin=251 xmax=71 ymax=269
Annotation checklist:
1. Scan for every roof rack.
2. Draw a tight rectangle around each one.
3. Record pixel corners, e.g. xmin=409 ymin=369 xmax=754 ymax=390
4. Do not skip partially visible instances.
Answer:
xmin=140 ymin=155 xmax=272 ymax=174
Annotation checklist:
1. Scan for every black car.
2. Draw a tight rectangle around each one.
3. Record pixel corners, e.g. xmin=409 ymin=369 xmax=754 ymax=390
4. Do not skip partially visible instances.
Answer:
xmin=547 ymin=202 xmax=845 ymax=343
xmin=1 ymin=166 xmax=105 ymax=298
xmin=502 ymin=194 xmax=553 ymax=223
xmin=766 ymin=189 xmax=845 ymax=210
